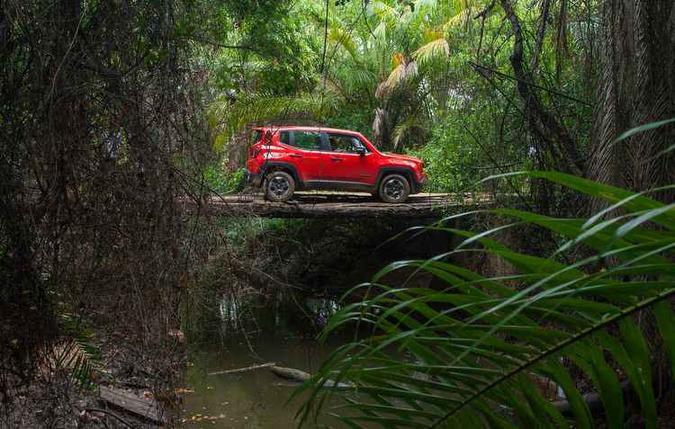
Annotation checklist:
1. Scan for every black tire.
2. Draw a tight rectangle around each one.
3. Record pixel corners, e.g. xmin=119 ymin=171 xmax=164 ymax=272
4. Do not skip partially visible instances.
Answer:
xmin=264 ymin=171 xmax=295 ymax=202
xmin=378 ymin=174 xmax=410 ymax=203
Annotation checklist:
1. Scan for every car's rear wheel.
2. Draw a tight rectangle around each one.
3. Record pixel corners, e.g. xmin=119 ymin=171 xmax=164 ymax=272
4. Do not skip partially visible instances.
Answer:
xmin=264 ymin=171 xmax=295 ymax=202
xmin=379 ymin=174 xmax=410 ymax=203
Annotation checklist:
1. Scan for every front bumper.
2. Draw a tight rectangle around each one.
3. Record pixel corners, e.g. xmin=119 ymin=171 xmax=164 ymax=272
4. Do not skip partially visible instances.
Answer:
xmin=245 ymin=169 xmax=262 ymax=187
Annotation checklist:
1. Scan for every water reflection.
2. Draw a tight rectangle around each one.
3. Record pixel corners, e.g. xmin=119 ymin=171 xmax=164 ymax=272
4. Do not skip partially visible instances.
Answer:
xmin=218 ymin=294 xmax=242 ymax=332
xmin=216 ymin=291 xmax=340 ymax=336
xmin=305 ymin=297 xmax=339 ymax=328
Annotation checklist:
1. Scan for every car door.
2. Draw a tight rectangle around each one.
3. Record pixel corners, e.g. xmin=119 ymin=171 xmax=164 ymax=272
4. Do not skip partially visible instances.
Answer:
xmin=278 ymin=130 xmax=329 ymax=183
xmin=324 ymin=133 xmax=376 ymax=185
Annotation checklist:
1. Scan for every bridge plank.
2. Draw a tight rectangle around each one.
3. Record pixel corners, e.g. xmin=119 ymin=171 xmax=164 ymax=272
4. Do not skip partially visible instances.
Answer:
xmin=179 ymin=192 xmax=491 ymax=219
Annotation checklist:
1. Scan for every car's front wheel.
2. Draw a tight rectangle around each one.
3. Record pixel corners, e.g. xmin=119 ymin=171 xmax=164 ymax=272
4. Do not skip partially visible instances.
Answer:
xmin=379 ymin=174 xmax=410 ymax=203
xmin=264 ymin=171 xmax=295 ymax=202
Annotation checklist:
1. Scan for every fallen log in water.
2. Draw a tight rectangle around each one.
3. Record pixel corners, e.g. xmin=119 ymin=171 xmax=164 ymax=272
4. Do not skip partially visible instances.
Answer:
xmin=208 ymin=362 xmax=276 ymax=376
xmin=207 ymin=362 xmax=353 ymax=388
xmin=270 ymin=365 xmax=311 ymax=381
xmin=270 ymin=365 xmax=353 ymax=389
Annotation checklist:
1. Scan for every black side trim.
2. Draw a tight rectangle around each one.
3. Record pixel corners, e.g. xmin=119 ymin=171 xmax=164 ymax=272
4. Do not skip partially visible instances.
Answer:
xmin=303 ymin=180 xmax=374 ymax=192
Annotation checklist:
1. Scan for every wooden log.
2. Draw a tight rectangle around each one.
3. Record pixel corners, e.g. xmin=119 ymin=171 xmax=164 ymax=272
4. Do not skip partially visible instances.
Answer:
xmin=99 ymin=385 xmax=167 ymax=425
xmin=208 ymin=362 xmax=276 ymax=376
xmin=270 ymin=365 xmax=352 ymax=389
xmin=177 ymin=192 xmax=487 ymax=219
xmin=270 ymin=365 xmax=312 ymax=382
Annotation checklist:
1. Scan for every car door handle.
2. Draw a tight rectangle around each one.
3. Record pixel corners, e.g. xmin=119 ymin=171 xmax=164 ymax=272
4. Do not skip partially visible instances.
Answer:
xmin=330 ymin=157 xmax=343 ymax=162
xmin=289 ymin=154 xmax=303 ymax=158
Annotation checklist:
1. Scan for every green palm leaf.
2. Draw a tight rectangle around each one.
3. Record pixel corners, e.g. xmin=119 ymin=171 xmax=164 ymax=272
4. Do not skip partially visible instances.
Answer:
xmin=298 ymin=171 xmax=675 ymax=428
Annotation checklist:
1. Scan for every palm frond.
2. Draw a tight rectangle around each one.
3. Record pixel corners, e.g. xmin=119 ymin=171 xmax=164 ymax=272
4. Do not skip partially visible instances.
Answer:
xmin=298 ymin=170 xmax=675 ymax=428
xmin=375 ymin=56 xmax=418 ymax=99
xmin=329 ymin=26 xmax=359 ymax=60
xmin=40 ymin=338 xmax=98 ymax=387
xmin=346 ymin=68 xmax=378 ymax=93
xmin=392 ymin=116 xmax=430 ymax=151
xmin=443 ymin=7 xmax=473 ymax=32
xmin=413 ymin=37 xmax=450 ymax=68
xmin=38 ymin=313 xmax=101 ymax=387
xmin=209 ymin=92 xmax=340 ymax=151
xmin=370 ymin=1 xmax=397 ymax=26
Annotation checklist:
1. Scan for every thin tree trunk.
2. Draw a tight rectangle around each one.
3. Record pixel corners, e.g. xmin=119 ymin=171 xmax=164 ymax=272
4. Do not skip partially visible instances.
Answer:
xmin=499 ymin=0 xmax=584 ymax=177
xmin=530 ymin=0 xmax=551 ymax=73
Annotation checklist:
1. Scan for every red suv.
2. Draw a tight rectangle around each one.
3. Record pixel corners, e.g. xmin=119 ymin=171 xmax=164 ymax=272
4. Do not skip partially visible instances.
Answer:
xmin=245 ymin=126 xmax=426 ymax=203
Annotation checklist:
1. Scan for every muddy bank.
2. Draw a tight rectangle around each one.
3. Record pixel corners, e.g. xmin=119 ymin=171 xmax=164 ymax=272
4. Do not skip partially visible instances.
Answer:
xmin=2 ymin=284 xmax=187 ymax=428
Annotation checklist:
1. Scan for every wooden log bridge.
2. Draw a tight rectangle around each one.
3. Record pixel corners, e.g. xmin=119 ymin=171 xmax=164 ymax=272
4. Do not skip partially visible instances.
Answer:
xmin=179 ymin=192 xmax=492 ymax=219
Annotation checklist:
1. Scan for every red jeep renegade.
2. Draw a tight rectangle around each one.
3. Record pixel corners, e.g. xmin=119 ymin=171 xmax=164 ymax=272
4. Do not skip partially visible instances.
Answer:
xmin=245 ymin=126 xmax=426 ymax=203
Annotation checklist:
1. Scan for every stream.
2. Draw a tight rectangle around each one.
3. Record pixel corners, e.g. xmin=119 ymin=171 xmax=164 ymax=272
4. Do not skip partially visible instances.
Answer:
xmin=181 ymin=291 xmax=350 ymax=428
xmin=179 ymin=219 xmax=454 ymax=427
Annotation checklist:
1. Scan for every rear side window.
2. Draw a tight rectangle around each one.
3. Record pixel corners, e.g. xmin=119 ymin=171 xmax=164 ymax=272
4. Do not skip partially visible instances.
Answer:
xmin=290 ymin=131 xmax=322 ymax=151
xmin=279 ymin=131 xmax=291 ymax=145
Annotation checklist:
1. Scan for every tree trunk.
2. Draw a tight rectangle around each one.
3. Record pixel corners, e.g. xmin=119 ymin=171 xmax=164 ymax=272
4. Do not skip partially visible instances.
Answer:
xmin=589 ymin=0 xmax=675 ymax=197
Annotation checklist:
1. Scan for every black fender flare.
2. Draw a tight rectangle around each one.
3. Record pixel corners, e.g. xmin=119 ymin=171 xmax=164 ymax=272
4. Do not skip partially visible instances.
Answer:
xmin=260 ymin=162 xmax=302 ymax=187
xmin=375 ymin=167 xmax=417 ymax=191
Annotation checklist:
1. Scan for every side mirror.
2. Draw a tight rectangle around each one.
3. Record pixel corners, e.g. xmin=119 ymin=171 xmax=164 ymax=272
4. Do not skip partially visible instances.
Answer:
xmin=356 ymin=147 xmax=366 ymax=157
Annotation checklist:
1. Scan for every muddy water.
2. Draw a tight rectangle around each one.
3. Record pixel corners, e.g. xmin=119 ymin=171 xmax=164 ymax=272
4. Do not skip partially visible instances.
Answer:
xmin=180 ymin=219 xmax=453 ymax=427
xmin=181 ymin=291 xmax=349 ymax=428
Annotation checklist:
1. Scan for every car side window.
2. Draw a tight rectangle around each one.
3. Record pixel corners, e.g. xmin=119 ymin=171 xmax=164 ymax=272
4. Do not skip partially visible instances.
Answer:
xmin=250 ymin=130 xmax=262 ymax=145
xmin=279 ymin=131 xmax=291 ymax=145
xmin=329 ymin=134 xmax=368 ymax=153
xmin=289 ymin=131 xmax=322 ymax=151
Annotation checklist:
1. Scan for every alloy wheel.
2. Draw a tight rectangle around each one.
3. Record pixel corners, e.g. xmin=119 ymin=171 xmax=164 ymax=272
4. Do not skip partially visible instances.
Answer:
xmin=268 ymin=176 xmax=290 ymax=199
xmin=383 ymin=177 xmax=405 ymax=201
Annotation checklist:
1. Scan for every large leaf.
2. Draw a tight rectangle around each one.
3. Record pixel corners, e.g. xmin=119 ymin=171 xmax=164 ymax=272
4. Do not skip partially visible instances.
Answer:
xmin=299 ymin=173 xmax=675 ymax=428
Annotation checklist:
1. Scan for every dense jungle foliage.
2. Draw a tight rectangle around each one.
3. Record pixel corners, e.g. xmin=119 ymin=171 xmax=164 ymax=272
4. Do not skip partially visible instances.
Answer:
xmin=1 ymin=0 xmax=673 ymax=428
